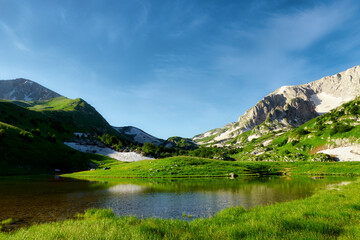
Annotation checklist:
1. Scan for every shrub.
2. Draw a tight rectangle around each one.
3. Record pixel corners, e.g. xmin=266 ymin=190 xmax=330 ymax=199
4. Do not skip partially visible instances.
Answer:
xmin=311 ymin=153 xmax=336 ymax=162
xmin=277 ymin=138 xmax=288 ymax=147
xmin=330 ymin=123 xmax=353 ymax=135
xmin=296 ymin=129 xmax=310 ymax=135
xmin=19 ymin=130 xmax=34 ymax=141
xmin=47 ymin=132 xmax=57 ymax=142
xmin=30 ymin=128 xmax=41 ymax=136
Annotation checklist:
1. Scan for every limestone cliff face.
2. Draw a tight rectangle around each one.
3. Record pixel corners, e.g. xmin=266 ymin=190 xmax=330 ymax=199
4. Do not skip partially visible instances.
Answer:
xmin=0 ymin=78 xmax=61 ymax=101
xmin=194 ymin=65 xmax=360 ymax=145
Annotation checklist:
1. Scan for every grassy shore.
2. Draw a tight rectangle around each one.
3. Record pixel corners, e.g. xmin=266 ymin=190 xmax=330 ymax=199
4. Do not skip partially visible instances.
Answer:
xmin=1 ymin=178 xmax=359 ymax=239
xmin=62 ymin=156 xmax=282 ymax=178
xmin=62 ymin=156 xmax=360 ymax=179
xmin=2 ymin=158 xmax=360 ymax=239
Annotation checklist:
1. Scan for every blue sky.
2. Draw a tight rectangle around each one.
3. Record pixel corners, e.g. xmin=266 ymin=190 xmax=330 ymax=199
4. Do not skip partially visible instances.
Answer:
xmin=0 ymin=0 xmax=360 ymax=139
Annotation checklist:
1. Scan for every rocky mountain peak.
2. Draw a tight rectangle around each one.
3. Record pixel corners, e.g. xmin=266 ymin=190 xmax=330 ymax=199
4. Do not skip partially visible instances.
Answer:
xmin=0 ymin=78 xmax=62 ymax=101
xmin=194 ymin=65 xmax=360 ymax=145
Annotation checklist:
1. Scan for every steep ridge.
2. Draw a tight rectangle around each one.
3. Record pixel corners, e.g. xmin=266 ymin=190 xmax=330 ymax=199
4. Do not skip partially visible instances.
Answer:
xmin=113 ymin=126 xmax=164 ymax=145
xmin=0 ymin=78 xmax=61 ymax=101
xmin=231 ymin=96 xmax=360 ymax=162
xmin=194 ymin=65 xmax=360 ymax=145
xmin=0 ymin=99 xmax=114 ymax=175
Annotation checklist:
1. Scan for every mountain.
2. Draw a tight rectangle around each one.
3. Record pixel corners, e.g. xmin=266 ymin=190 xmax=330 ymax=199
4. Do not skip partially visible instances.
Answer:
xmin=0 ymin=98 xmax=115 ymax=175
xmin=194 ymin=65 xmax=360 ymax=146
xmin=113 ymin=126 xmax=198 ymax=150
xmin=0 ymin=78 xmax=62 ymax=101
xmin=0 ymin=79 xmax=137 ymax=175
xmin=231 ymin=96 xmax=360 ymax=162
xmin=113 ymin=126 xmax=164 ymax=145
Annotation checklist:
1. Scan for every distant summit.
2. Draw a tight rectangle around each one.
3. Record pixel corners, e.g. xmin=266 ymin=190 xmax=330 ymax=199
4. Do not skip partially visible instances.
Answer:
xmin=114 ymin=126 xmax=164 ymax=146
xmin=194 ymin=65 xmax=360 ymax=146
xmin=0 ymin=78 xmax=62 ymax=101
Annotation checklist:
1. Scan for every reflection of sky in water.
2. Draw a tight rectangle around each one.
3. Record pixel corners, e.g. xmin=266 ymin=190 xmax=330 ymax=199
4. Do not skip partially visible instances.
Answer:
xmin=0 ymin=177 xmax=355 ymax=228
xmin=96 ymin=181 xmax=330 ymax=219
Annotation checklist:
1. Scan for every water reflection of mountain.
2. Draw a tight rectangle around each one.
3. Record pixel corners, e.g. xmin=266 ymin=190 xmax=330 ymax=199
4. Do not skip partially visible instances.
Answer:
xmin=0 ymin=176 xmax=354 ymax=229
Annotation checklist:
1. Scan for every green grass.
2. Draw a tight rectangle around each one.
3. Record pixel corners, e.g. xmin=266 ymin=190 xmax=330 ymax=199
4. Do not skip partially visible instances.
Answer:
xmin=0 ymin=219 xmax=18 ymax=232
xmin=0 ymin=120 xmax=115 ymax=176
xmin=0 ymin=98 xmax=126 ymax=176
xmin=232 ymin=97 xmax=360 ymax=162
xmin=284 ymin=161 xmax=360 ymax=176
xmin=2 ymin=178 xmax=360 ymax=239
xmin=0 ymin=97 xmax=124 ymax=141
xmin=62 ymin=156 xmax=284 ymax=179
xmin=62 ymin=156 xmax=360 ymax=180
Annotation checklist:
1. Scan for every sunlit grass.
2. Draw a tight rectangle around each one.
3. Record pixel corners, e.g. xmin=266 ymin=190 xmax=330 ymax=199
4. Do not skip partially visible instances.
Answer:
xmin=63 ymin=156 xmax=360 ymax=180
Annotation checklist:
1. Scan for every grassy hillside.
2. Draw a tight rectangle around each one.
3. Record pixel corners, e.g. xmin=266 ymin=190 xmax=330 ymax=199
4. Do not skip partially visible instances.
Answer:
xmin=6 ymin=97 xmax=123 ymax=139
xmin=232 ymin=97 xmax=360 ymax=161
xmin=164 ymin=136 xmax=198 ymax=150
xmin=0 ymin=98 xmax=121 ymax=175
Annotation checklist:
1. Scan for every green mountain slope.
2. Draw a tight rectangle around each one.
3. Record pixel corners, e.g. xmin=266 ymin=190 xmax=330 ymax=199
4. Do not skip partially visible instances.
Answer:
xmin=0 ymin=97 xmax=123 ymax=175
xmin=233 ymin=97 xmax=360 ymax=161
xmin=9 ymin=97 xmax=123 ymax=139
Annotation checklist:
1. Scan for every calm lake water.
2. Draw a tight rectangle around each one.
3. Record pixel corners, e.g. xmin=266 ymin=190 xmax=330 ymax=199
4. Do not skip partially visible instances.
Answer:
xmin=0 ymin=176 xmax=355 ymax=229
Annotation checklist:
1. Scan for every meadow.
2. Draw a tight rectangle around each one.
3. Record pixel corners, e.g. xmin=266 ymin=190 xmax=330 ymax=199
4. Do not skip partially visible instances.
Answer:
xmin=63 ymin=156 xmax=360 ymax=179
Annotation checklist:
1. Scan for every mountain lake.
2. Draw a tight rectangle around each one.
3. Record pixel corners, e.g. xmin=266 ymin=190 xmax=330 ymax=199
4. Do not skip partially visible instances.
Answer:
xmin=0 ymin=175 xmax=355 ymax=230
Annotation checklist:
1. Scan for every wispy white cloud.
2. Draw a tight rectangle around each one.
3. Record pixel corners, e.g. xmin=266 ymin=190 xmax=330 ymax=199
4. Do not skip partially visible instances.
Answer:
xmin=261 ymin=3 xmax=351 ymax=52
xmin=0 ymin=21 xmax=30 ymax=52
xmin=213 ymin=1 xmax=356 ymax=89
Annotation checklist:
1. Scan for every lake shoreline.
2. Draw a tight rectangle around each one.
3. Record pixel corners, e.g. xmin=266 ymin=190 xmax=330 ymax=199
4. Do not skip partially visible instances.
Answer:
xmin=2 ymin=177 xmax=359 ymax=239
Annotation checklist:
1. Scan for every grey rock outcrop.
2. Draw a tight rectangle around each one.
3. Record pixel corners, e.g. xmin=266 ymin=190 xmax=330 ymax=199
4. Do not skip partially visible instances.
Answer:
xmin=0 ymin=78 xmax=61 ymax=101
xmin=114 ymin=126 xmax=164 ymax=146
xmin=194 ymin=65 xmax=360 ymax=145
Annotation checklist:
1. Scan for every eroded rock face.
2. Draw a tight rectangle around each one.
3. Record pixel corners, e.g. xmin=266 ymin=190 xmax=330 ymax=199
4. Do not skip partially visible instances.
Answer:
xmin=0 ymin=78 xmax=61 ymax=101
xmin=194 ymin=65 xmax=360 ymax=145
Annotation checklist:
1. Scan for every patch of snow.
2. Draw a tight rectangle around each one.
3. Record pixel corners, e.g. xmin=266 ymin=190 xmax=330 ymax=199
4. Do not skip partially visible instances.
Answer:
xmin=74 ymin=132 xmax=88 ymax=138
xmin=255 ymin=151 xmax=264 ymax=156
xmin=248 ymin=134 xmax=260 ymax=141
xmin=263 ymin=139 xmax=273 ymax=146
xmin=64 ymin=142 xmax=153 ymax=162
xmin=319 ymin=146 xmax=360 ymax=161
xmin=8 ymin=89 xmax=15 ymax=97
xmin=214 ymin=132 xmax=231 ymax=141
xmin=23 ymin=94 xmax=33 ymax=101
xmin=114 ymin=127 xmax=162 ymax=145
xmin=203 ymin=132 xmax=212 ymax=138
xmin=213 ymin=125 xmax=242 ymax=142
xmin=128 ymin=128 xmax=161 ymax=145
xmin=310 ymin=92 xmax=354 ymax=114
